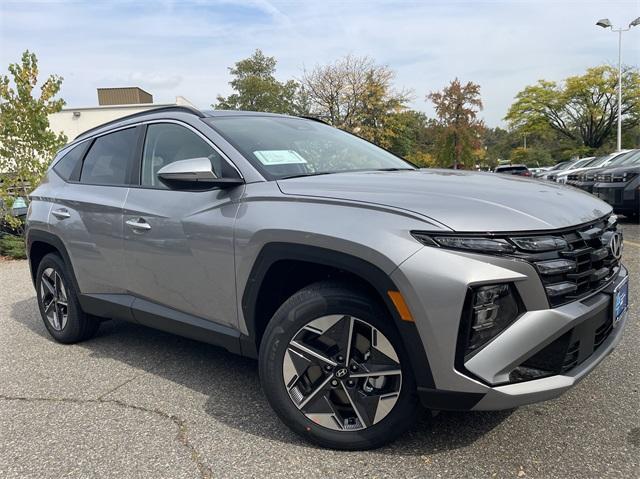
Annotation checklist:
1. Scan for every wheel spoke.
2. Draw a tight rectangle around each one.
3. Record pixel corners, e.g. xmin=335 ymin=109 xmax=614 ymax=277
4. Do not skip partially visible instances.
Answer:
xmin=289 ymin=341 xmax=337 ymax=367
xmin=41 ymin=275 xmax=55 ymax=296
xmin=340 ymin=382 xmax=368 ymax=428
xmin=350 ymin=368 xmax=402 ymax=378
xmin=44 ymin=298 xmax=55 ymax=314
xmin=344 ymin=316 xmax=355 ymax=366
xmin=298 ymin=375 xmax=333 ymax=409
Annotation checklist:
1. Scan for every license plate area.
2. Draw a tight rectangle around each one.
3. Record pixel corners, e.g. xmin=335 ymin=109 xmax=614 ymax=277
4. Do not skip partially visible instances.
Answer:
xmin=612 ymin=277 xmax=629 ymax=327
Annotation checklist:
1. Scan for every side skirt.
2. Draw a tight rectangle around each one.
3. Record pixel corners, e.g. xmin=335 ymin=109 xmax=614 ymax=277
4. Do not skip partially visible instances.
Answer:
xmin=79 ymin=293 xmax=243 ymax=355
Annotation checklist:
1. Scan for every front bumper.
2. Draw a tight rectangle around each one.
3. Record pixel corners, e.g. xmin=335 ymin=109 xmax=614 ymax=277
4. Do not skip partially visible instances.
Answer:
xmin=391 ymin=246 xmax=629 ymax=411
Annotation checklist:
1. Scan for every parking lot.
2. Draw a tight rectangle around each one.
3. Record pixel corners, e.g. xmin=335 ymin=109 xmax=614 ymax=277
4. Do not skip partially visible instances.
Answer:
xmin=0 ymin=222 xmax=637 ymax=479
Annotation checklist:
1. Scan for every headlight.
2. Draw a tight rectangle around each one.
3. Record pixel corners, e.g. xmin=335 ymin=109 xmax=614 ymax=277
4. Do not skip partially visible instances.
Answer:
xmin=460 ymin=283 xmax=522 ymax=357
xmin=412 ymin=233 xmax=515 ymax=253
xmin=510 ymin=236 xmax=567 ymax=251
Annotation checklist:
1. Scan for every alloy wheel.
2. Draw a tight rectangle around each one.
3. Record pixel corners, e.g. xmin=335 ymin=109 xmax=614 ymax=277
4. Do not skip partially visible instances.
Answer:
xmin=40 ymin=267 xmax=69 ymax=331
xmin=283 ymin=314 xmax=402 ymax=431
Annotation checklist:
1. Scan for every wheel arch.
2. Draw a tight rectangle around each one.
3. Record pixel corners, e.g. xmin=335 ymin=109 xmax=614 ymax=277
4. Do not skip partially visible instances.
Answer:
xmin=27 ymin=230 xmax=80 ymax=292
xmin=240 ymin=242 xmax=435 ymax=389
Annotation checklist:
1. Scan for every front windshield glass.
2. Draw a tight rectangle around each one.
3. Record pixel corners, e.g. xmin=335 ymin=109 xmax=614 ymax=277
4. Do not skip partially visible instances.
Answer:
xmin=555 ymin=161 xmax=576 ymax=171
xmin=582 ymin=157 xmax=602 ymax=167
xmin=207 ymin=116 xmax=414 ymax=179
xmin=610 ymin=150 xmax=639 ymax=166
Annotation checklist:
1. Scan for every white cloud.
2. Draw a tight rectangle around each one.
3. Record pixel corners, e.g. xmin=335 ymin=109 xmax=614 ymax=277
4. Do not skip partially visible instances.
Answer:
xmin=0 ymin=0 xmax=638 ymax=124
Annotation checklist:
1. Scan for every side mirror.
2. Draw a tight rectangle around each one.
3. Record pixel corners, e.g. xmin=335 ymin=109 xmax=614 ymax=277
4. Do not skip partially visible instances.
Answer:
xmin=157 ymin=157 xmax=243 ymax=189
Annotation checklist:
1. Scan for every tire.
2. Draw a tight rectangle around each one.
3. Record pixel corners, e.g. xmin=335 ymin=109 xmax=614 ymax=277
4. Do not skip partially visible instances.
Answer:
xmin=259 ymin=280 xmax=419 ymax=450
xmin=35 ymin=253 xmax=100 ymax=343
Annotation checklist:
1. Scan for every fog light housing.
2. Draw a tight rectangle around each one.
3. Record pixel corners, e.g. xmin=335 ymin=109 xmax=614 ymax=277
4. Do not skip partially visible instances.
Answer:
xmin=461 ymin=283 xmax=522 ymax=358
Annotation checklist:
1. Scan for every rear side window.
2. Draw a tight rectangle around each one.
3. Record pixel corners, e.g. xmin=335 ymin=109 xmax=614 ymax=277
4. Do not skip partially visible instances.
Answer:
xmin=53 ymin=142 xmax=89 ymax=181
xmin=80 ymin=128 xmax=138 ymax=185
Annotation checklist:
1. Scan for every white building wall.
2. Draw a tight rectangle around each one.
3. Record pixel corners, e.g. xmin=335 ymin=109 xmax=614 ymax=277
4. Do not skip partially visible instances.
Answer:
xmin=48 ymin=96 xmax=196 ymax=143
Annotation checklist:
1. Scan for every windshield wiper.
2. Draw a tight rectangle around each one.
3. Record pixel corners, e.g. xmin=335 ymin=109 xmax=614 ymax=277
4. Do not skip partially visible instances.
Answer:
xmin=373 ymin=167 xmax=416 ymax=171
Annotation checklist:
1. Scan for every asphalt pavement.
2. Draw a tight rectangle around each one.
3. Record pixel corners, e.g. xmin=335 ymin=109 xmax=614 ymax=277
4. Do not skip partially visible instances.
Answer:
xmin=1 ymin=221 xmax=638 ymax=478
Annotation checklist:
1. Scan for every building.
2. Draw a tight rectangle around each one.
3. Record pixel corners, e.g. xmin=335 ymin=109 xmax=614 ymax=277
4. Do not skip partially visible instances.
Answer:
xmin=48 ymin=87 xmax=195 ymax=141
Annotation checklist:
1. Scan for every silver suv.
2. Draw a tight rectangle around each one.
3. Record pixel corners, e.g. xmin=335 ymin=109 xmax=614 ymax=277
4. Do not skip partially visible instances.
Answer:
xmin=26 ymin=107 xmax=630 ymax=450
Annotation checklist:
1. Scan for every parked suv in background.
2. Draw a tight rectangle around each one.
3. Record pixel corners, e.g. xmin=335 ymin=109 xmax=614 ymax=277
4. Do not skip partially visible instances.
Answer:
xmin=493 ymin=164 xmax=531 ymax=176
xmin=26 ymin=107 xmax=630 ymax=450
xmin=568 ymin=150 xmax=639 ymax=194
xmin=593 ymin=153 xmax=640 ymax=221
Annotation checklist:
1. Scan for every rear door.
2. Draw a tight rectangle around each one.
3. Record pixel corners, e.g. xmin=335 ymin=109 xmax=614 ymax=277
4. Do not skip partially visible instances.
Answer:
xmin=49 ymin=126 xmax=140 ymax=294
xmin=122 ymin=121 xmax=243 ymax=329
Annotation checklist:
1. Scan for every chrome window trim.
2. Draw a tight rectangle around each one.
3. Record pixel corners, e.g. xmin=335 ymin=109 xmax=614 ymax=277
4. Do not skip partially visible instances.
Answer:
xmin=51 ymin=118 xmax=244 ymax=184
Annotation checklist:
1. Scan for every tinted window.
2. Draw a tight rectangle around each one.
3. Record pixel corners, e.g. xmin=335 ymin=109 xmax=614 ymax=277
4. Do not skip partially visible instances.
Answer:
xmin=80 ymin=128 xmax=137 ymax=185
xmin=53 ymin=142 xmax=89 ymax=181
xmin=141 ymin=123 xmax=224 ymax=188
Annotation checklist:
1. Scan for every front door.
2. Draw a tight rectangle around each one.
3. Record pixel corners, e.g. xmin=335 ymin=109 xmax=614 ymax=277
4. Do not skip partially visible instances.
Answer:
xmin=123 ymin=122 xmax=242 ymax=328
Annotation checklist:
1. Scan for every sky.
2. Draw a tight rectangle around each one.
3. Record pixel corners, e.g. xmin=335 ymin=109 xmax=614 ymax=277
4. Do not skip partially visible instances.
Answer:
xmin=1 ymin=0 xmax=639 ymax=126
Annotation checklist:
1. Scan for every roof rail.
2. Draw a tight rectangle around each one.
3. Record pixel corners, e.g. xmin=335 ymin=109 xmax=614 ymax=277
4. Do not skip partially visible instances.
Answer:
xmin=73 ymin=105 xmax=205 ymax=141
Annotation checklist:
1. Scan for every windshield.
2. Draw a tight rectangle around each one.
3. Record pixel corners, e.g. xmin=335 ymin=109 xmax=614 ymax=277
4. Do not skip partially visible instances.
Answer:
xmin=554 ymin=161 xmax=575 ymax=171
xmin=206 ymin=116 xmax=414 ymax=179
xmin=569 ymin=158 xmax=592 ymax=169
xmin=582 ymin=157 xmax=603 ymax=167
xmin=609 ymin=150 xmax=639 ymax=166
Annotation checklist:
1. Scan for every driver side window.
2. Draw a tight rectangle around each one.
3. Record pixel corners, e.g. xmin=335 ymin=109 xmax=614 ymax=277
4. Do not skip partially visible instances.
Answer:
xmin=141 ymin=123 xmax=223 ymax=188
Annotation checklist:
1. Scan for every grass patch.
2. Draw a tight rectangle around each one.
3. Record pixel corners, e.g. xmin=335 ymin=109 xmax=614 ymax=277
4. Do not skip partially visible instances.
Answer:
xmin=0 ymin=234 xmax=26 ymax=259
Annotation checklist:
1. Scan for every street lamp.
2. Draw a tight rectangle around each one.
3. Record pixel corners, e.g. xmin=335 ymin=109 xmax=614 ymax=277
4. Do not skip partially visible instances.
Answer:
xmin=596 ymin=17 xmax=640 ymax=151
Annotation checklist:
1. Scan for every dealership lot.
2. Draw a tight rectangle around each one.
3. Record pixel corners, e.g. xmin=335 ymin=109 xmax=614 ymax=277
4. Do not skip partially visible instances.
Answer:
xmin=0 ymin=222 xmax=638 ymax=479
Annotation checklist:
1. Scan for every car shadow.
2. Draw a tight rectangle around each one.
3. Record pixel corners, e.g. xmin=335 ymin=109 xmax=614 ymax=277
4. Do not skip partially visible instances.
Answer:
xmin=11 ymin=297 xmax=513 ymax=455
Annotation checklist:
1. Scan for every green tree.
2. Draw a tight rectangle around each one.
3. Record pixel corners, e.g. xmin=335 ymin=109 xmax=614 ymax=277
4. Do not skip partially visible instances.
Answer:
xmin=509 ymin=147 xmax=553 ymax=167
xmin=300 ymin=55 xmax=411 ymax=147
xmin=427 ymin=78 xmax=484 ymax=169
xmin=505 ymin=65 xmax=640 ymax=150
xmin=214 ymin=49 xmax=301 ymax=114
xmin=0 ymin=50 xmax=66 ymax=226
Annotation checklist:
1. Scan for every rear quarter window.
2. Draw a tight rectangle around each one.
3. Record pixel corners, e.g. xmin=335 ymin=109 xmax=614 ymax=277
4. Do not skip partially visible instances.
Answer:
xmin=53 ymin=142 xmax=90 ymax=181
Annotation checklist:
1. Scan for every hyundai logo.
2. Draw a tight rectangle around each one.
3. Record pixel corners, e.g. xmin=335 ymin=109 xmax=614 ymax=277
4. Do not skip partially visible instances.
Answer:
xmin=335 ymin=367 xmax=349 ymax=379
xmin=608 ymin=232 xmax=623 ymax=260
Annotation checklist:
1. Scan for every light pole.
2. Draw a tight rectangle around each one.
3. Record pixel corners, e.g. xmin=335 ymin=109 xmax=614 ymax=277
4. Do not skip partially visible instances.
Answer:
xmin=596 ymin=17 xmax=640 ymax=151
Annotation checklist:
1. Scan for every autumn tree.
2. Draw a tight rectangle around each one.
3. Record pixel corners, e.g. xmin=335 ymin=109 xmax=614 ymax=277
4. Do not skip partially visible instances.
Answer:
xmin=427 ymin=79 xmax=484 ymax=169
xmin=214 ymin=49 xmax=301 ymax=114
xmin=0 ymin=50 xmax=66 ymax=227
xmin=505 ymin=65 xmax=640 ymax=150
xmin=300 ymin=55 xmax=411 ymax=148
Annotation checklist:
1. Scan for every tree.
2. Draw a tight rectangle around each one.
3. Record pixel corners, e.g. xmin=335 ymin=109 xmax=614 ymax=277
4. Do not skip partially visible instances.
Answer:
xmin=427 ymin=78 xmax=484 ymax=169
xmin=505 ymin=65 xmax=640 ymax=150
xmin=214 ymin=49 xmax=301 ymax=114
xmin=0 ymin=50 xmax=66 ymax=227
xmin=300 ymin=55 xmax=411 ymax=147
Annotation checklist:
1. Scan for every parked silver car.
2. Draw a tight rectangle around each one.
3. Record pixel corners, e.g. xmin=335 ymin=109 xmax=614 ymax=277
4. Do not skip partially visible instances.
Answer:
xmin=26 ymin=107 xmax=630 ymax=449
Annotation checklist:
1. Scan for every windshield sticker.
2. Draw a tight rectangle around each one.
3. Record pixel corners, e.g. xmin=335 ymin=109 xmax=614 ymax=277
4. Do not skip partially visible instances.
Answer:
xmin=253 ymin=150 xmax=308 ymax=165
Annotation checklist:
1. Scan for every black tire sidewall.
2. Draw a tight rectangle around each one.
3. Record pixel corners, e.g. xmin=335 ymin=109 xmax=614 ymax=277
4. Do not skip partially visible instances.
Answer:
xmin=259 ymin=281 xmax=418 ymax=450
xmin=35 ymin=253 xmax=88 ymax=343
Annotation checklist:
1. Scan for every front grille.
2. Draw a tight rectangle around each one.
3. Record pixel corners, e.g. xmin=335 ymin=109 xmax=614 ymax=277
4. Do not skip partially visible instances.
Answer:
xmin=597 ymin=173 xmax=627 ymax=183
xmin=509 ymin=216 xmax=621 ymax=307
xmin=510 ymin=304 xmax=613 ymax=382
xmin=567 ymin=174 xmax=580 ymax=181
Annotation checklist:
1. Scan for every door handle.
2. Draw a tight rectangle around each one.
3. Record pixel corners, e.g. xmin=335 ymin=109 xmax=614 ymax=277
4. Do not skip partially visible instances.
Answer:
xmin=126 ymin=218 xmax=152 ymax=231
xmin=52 ymin=208 xmax=71 ymax=220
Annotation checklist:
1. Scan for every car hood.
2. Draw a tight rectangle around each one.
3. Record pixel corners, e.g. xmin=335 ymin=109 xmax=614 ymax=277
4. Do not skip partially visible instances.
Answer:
xmin=277 ymin=169 xmax=612 ymax=232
